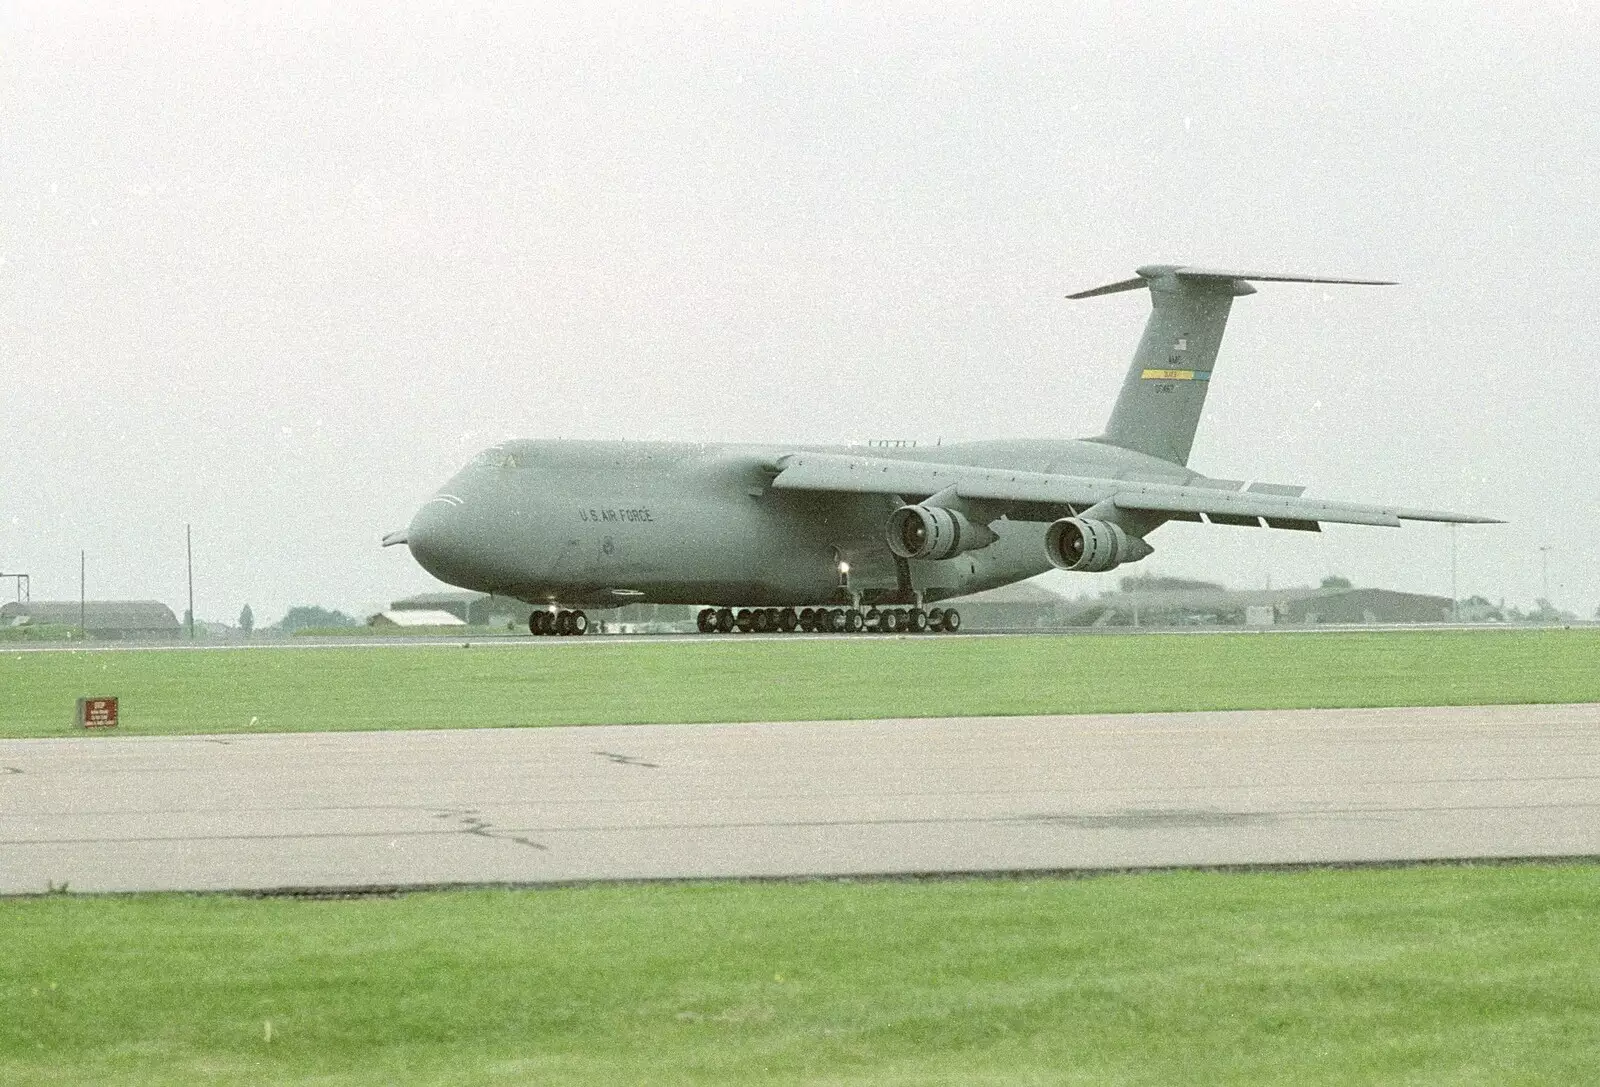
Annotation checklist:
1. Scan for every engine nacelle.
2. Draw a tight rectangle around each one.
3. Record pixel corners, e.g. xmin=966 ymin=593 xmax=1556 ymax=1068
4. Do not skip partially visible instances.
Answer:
xmin=886 ymin=504 xmax=995 ymax=560
xmin=1045 ymin=517 xmax=1152 ymax=572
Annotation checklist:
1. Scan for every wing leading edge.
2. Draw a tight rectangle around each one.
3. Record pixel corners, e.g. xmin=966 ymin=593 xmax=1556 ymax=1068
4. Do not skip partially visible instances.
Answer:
xmin=767 ymin=452 xmax=1500 ymax=530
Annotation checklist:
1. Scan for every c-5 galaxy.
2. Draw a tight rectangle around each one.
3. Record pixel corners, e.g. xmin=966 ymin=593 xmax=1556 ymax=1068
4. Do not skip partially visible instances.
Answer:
xmin=387 ymin=265 xmax=1499 ymax=636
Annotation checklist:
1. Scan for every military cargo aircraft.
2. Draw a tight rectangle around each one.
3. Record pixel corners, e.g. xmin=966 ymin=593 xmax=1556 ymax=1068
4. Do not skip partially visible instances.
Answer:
xmin=385 ymin=265 xmax=1499 ymax=636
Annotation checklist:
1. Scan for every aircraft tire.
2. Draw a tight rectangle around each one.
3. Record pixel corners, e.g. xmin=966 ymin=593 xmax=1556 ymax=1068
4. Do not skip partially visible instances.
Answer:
xmin=799 ymin=608 xmax=815 ymax=632
xmin=528 ymin=612 xmax=540 ymax=635
xmin=554 ymin=611 xmax=572 ymax=635
xmin=926 ymin=608 xmax=945 ymax=632
xmin=827 ymin=608 xmax=845 ymax=633
xmin=942 ymin=609 xmax=961 ymax=633
xmin=908 ymin=608 xmax=928 ymax=633
xmin=864 ymin=608 xmax=880 ymax=632
xmin=697 ymin=609 xmax=716 ymax=634
xmin=845 ymin=609 xmax=864 ymax=633
xmin=779 ymin=608 xmax=798 ymax=632
xmin=752 ymin=609 xmax=769 ymax=633
xmin=736 ymin=609 xmax=754 ymax=633
xmin=570 ymin=610 xmax=588 ymax=636
xmin=715 ymin=608 xmax=735 ymax=633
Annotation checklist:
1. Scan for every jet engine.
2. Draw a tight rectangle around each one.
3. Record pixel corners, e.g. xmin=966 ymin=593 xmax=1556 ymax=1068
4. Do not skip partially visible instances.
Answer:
xmin=1045 ymin=517 xmax=1151 ymax=572
xmin=886 ymin=504 xmax=996 ymax=561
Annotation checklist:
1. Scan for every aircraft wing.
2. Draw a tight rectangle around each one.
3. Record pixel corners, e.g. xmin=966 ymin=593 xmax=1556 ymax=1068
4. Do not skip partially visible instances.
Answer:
xmin=768 ymin=452 xmax=1501 ymax=529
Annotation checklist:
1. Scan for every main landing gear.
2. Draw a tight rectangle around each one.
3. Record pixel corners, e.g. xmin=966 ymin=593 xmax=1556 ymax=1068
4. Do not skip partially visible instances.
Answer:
xmin=529 ymin=609 xmax=589 ymax=636
xmin=694 ymin=606 xmax=961 ymax=635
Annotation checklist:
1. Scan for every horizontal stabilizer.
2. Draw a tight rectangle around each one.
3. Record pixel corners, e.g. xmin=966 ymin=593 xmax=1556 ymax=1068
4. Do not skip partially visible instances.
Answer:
xmin=1068 ymin=265 xmax=1395 ymax=299
xmin=1165 ymin=267 xmax=1396 ymax=287
xmin=1065 ymin=276 xmax=1148 ymax=300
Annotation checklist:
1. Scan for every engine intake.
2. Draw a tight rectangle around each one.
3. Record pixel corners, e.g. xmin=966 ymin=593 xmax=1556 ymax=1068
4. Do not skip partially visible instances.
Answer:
xmin=1045 ymin=517 xmax=1151 ymax=572
xmin=886 ymin=504 xmax=994 ymax=561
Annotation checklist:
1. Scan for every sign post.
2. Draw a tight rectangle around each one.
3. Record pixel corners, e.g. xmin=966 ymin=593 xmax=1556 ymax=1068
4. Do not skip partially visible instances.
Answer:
xmin=76 ymin=697 xmax=119 ymax=730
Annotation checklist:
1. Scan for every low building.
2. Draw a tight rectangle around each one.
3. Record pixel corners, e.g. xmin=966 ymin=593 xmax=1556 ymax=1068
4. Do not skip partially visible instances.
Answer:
xmin=943 ymin=578 xmax=1081 ymax=630
xmin=1280 ymin=588 xmax=1454 ymax=625
xmin=946 ymin=580 xmax=1457 ymax=630
xmin=0 ymin=600 xmax=182 ymax=640
xmin=368 ymin=609 xmax=467 ymax=629
xmin=389 ymin=592 xmax=533 ymax=626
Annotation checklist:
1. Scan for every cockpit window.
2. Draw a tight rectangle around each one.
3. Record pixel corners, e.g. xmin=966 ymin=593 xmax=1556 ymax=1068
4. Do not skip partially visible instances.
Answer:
xmin=471 ymin=448 xmax=519 ymax=470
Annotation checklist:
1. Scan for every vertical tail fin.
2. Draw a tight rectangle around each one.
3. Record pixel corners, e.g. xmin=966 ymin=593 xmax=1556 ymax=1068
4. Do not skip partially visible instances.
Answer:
xmin=1070 ymin=265 xmax=1394 ymax=466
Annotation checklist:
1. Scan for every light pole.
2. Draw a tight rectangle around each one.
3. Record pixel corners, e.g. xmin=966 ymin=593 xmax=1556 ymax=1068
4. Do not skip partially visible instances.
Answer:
xmin=186 ymin=523 xmax=195 ymax=641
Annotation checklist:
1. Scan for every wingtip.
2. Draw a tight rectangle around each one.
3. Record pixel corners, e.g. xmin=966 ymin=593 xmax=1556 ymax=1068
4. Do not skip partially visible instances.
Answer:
xmin=1395 ymin=511 xmax=1506 ymax=525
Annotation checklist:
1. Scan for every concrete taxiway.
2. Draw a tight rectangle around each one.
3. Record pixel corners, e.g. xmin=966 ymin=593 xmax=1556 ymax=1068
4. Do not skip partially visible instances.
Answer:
xmin=1 ymin=703 xmax=1596 ymax=895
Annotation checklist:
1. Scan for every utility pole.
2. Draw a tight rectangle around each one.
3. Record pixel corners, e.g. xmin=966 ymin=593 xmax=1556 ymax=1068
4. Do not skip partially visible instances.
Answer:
xmin=79 ymin=550 xmax=86 ymax=639
xmin=186 ymin=523 xmax=195 ymax=641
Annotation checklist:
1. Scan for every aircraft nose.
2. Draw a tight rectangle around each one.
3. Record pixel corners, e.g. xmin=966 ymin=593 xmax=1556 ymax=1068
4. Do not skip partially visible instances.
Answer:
xmin=406 ymin=496 xmax=467 ymax=581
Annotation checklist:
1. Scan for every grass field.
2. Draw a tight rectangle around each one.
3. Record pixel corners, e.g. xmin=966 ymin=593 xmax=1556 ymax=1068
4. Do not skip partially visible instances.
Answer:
xmin=2 ymin=865 xmax=1596 ymax=1085
xmin=2 ymin=628 xmax=1597 ymax=739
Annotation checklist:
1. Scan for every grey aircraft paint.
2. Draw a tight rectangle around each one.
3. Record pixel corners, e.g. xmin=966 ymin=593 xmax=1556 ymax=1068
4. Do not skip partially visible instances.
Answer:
xmin=389 ymin=267 xmax=1498 ymax=629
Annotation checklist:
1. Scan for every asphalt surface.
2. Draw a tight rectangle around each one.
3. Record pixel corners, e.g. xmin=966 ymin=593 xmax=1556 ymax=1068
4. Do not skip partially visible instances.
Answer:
xmin=6 ymin=622 xmax=1588 ymax=652
xmin=2 ymin=703 xmax=1596 ymax=894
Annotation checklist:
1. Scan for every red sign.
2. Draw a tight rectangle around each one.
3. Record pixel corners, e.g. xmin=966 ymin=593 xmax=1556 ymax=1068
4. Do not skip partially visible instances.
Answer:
xmin=77 ymin=697 xmax=119 ymax=729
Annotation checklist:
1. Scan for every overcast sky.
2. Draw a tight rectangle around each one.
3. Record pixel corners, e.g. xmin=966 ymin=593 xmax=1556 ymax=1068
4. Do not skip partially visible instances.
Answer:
xmin=3 ymin=1 xmax=1596 ymax=624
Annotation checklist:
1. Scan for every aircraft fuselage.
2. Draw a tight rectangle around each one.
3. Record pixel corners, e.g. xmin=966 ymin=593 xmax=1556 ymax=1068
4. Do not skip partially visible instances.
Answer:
xmin=404 ymin=437 xmax=1188 ymax=609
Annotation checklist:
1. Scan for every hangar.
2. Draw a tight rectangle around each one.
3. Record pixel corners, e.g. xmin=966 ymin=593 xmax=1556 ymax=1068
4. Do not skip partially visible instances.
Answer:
xmin=0 ymin=600 xmax=182 ymax=640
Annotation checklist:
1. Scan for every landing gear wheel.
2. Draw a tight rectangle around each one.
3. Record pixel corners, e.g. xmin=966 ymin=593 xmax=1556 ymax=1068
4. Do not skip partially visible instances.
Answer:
xmin=799 ymin=608 xmax=816 ymax=632
xmin=884 ymin=609 xmax=904 ymax=633
xmin=752 ymin=609 xmax=770 ymax=633
xmin=864 ymin=608 xmax=881 ymax=632
xmin=528 ymin=612 xmax=541 ymax=635
xmin=827 ymin=608 xmax=846 ymax=633
xmin=715 ymin=608 xmax=735 ymax=633
xmin=697 ymin=608 xmax=716 ymax=634
xmin=554 ymin=610 xmax=573 ymax=635
xmin=908 ymin=608 xmax=928 ymax=633
xmin=845 ymin=609 xmax=864 ymax=633
xmin=942 ymin=608 xmax=961 ymax=633
xmin=926 ymin=607 xmax=946 ymax=633
xmin=569 ymin=610 xmax=588 ymax=636
xmin=779 ymin=608 xmax=798 ymax=632
xmin=736 ymin=609 xmax=754 ymax=633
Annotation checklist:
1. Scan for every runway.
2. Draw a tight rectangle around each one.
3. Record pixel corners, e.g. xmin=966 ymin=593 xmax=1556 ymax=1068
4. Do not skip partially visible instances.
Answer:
xmin=2 ymin=704 xmax=1596 ymax=895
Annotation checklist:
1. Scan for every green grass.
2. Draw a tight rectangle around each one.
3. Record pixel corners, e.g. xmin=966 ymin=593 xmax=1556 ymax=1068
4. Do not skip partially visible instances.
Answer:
xmin=0 ymin=624 xmax=79 ymax=644
xmin=2 ymin=628 xmax=1597 ymax=739
xmin=2 ymin=865 xmax=1597 ymax=1085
